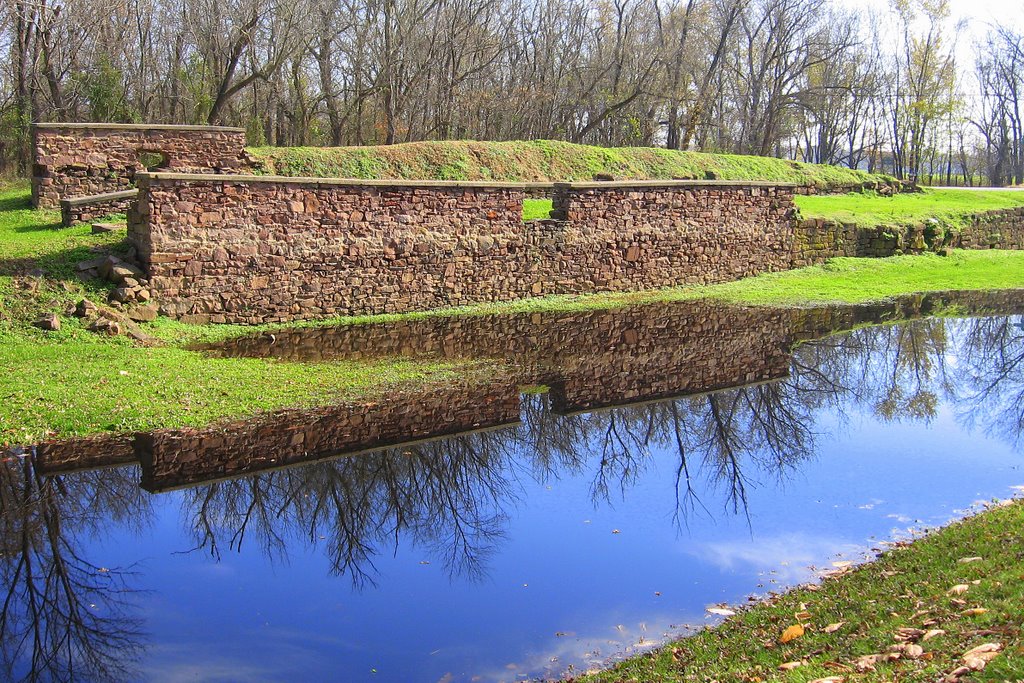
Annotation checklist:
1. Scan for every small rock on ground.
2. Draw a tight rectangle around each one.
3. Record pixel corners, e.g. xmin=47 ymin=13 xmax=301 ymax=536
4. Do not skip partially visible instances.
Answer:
xmin=33 ymin=312 xmax=61 ymax=331
xmin=92 ymin=222 xmax=125 ymax=234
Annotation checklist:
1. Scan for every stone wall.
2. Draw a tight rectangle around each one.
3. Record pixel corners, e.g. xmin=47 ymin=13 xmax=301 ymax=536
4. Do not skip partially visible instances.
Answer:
xmin=32 ymin=123 xmax=249 ymax=209
xmin=129 ymin=173 xmax=799 ymax=324
xmin=793 ymin=206 xmax=1024 ymax=265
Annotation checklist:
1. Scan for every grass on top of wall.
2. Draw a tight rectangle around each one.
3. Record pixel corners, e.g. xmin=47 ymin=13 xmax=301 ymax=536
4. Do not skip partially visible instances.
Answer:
xmin=4 ymin=179 xmax=1024 ymax=441
xmin=247 ymin=140 xmax=897 ymax=191
xmin=795 ymin=188 xmax=1024 ymax=229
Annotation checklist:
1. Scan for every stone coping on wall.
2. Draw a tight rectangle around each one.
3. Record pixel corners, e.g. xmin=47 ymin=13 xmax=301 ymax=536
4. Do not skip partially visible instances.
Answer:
xmin=60 ymin=188 xmax=138 ymax=207
xmin=32 ymin=122 xmax=246 ymax=133
xmin=553 ymin=179 xmax=800 ymax=189
xmin=136 ymin=171 xmax=799 ymax=191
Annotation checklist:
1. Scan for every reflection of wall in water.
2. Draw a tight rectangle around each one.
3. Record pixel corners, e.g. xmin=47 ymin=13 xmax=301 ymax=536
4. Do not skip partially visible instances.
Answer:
xmin=32 ymin=292 xmax=1024 ymax=490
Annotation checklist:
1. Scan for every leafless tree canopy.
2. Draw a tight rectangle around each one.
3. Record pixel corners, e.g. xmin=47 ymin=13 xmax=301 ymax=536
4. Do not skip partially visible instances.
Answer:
xmin=0 ymin=0 xmax=1018 ymax=183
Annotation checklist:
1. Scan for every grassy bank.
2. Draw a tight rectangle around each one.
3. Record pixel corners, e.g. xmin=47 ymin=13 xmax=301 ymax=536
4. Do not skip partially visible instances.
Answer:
xmin=576 ymin=498 xmax=1024 ymax=682
xmin=4 ymin=181 xmax=1024 ymax=442
xmin=248 ymin=140 xmax=896 ymax=191
xmin=796 ymin=188 xmax=1024 ymax=229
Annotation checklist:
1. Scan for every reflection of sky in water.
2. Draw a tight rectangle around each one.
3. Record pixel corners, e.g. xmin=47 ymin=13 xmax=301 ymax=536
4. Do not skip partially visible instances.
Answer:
xmin=8 ymin=311 xmax=1024 ymax=682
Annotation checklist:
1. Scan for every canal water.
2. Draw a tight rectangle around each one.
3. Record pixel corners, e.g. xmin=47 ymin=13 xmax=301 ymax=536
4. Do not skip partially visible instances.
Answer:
xmin=4 ymin=292 xmax=1024 ymax=682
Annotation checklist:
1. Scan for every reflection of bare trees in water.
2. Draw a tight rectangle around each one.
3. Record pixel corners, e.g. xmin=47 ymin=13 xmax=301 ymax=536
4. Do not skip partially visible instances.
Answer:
xmin=176 ymin=385 xmax=824 ymax=584
xmin=0 ymin=461 xmax=147 ymax=682
xmin=791 ymin=314 xmax=1024 ymax=449
xmin=179 ymin=433 xmax=525 ymax=587
xmin=954 ymin=316 xmax=1024 ymax=448
xmin=794 ymin=317 xmax=953 ymax=423
xmin=6 ymin=310 xmax=1023 ymax=654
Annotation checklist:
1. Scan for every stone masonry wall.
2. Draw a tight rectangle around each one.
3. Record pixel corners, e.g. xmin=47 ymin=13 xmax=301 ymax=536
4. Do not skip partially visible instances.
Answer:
xmin=32 ymin=123 xmax=249 ymax=209
xmin=130 ymin=174 xmax=799 ymax=324
xmin=793 ymin=206 xmax=1024 ymax=265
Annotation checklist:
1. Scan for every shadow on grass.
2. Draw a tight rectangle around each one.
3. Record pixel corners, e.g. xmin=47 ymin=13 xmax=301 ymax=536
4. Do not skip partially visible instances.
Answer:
xmin=0 ymin=238 xmax=130 ymax=278
xmin=0 ymin=192 xmax=32 ymax=213
xmin=13 ymin=216 xmax=63 ymax=234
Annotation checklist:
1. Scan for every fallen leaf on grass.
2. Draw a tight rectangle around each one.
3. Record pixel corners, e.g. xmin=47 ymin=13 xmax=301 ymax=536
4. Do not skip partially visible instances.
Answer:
xmin=808 ymin=677 xmax=844 ymax=683
xmin=923 ymin=629 xmax=946 ymax=641
xmin=961 ymin=607 xmax=989 ymax=617
xmin=963 ymin=642 xmax=1002 ymax=662
xmin=854 ymin=654 xmax=888 ymax=671
xmin=944 ymin=643 xmax=1004 ymax=678
xmin=780 ymin=624 xmax=804 ymax=644
xmin=957 ymin=556 xmax=983 ymax=564
xmin=823 ymin=622 xmax=845 ymax=633
xmin=891 ymin=643 xmax=924 ymax=658
xmin=707 ymin=607 xmax=736 ymax=617
xmin=831 ymin=561 xmax=853 ymax=568
xmin=778 ymin=660 xmax=806 ymax=671
xmin=895 ymin=627 xmax=926 ymax=642
xmin=948 ymin=584 xmax=970 ymax=595
xmin=794 ymin=610 xmax=812 ymax=621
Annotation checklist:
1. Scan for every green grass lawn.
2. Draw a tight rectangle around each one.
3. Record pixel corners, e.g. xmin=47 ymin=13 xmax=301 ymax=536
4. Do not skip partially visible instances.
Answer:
xmin=523 ymin=197 xmax=554 ymax=220
xmin=4 ymin=180 xmax=1024 ymax=442
xmin=576 ymin=498 xmax=1024 ymax=682
xmin=795 ymin=188 xmax=1024 ymax=229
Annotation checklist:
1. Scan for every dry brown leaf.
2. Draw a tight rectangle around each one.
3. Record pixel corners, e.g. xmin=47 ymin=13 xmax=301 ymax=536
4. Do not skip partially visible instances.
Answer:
xmin=707 ymin=607 xmax=736 ymax=617
xmin=945 ymin=665 xmax=973 ymax=681
xmin=794 ymin=610 xmax=812 ymax=621
xmin=962 ymin=643 xmax=1002 ymax=671
xmin=823 ymin=622 xmax=845 ymax=634
xmin=964 ymin=654 xmax=998 ymax=670
xmin=780 ymin=624 xmax=805 ymax=644
xmin=778 ymin=660 xmax=806 ymax=671
xmin=897 ymin=643 xmax=924 ymax=659
xmin=958 ymin=556 xmax=983 ymax=563
xmin=895 ymin=627 xmax=926 ymax=642
xmin=961 ymin=607 xmax=989 ymax=617
xmin=831 ymin=560 xmax=853 ymax=568
xmin=923 ymin=629 xmax=946 ymax=641
xmin=808 ymin=678 xmax=844 ymax=683
xmin=963 ymin=643 xmax=1002 ymax=658
xmin=854 ymin=654 xmax=884 ymax=671
xmin=948 ymin=584 xmax=970 ymax=595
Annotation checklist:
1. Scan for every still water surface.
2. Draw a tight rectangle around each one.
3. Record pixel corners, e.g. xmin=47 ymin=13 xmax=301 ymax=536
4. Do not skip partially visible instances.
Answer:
xmin=5 ymin=293 xmax=1024 ymax=682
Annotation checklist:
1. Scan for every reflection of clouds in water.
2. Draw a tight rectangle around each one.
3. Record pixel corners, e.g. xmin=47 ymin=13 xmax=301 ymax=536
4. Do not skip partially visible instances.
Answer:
xmin=688 ymin=533 xmax=862 ymax=583
xmin=467 ymin=614 xmax=698 ymax=683
xmin=143 ymin=629 xmax=352 ymax=683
